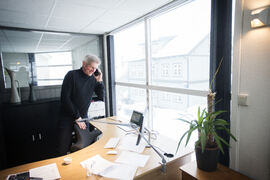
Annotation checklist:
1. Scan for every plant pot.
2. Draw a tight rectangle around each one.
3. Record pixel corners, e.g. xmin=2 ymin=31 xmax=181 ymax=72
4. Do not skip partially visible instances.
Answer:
xmin=195 ymin=145 xmax=219 ymax=172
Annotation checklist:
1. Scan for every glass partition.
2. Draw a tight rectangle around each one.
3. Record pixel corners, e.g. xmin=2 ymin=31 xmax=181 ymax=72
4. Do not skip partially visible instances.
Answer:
xmin=0 ymin=28 xmax=100 ymax=88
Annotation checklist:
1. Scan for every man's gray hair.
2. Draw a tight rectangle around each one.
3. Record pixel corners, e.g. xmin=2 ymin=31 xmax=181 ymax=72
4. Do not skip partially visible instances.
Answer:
xmin=83 ymin=55 xmax=101 ymax=65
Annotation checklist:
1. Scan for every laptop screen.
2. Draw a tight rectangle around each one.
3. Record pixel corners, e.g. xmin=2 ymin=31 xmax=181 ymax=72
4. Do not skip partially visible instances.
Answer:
xmin=130 ymin=111 xmax=143 ymax=126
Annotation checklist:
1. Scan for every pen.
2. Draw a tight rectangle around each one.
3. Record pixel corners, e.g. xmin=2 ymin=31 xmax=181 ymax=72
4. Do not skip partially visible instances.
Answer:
xmin=29 ymin=177 xmax=43 ymax=180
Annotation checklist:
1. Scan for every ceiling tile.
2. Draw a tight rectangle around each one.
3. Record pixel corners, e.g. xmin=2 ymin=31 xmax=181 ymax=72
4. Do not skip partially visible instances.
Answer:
xmin=46 ymin=17 xmax=87 ymax=32
xmin=51 ymin=2 xmax=106 ymax=21
xmin=5 ymin=37 xmax=39 ymax=52
xmin=38 ymin=40 xmax=66 ymax=48
xmin=81 ymin=21 xmax=119 ymax=34
xmin=47 ymin=2 xmax=107 ymax=32
xmin=61 ymin=36 xmax=97 ymax=50
xmin=58 ymin=0 xmax=122 ymax=9
xmin=94 ymin=10 xmax=138 ymax=24
xmin=41 ymin=32 xmax=72 ymax=41
xmin=4 ymin=30 xmax=41 ymax=40
xmin=0 ymin=10 xmax=48 ymax=29
xmin=117 ymin=0 xmax=172 ymax=13
xmin=0 ymin=0 xmax=55 ymax=15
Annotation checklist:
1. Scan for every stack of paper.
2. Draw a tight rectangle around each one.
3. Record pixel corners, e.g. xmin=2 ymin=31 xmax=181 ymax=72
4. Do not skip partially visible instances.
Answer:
xmin=29 ymin=163 xmax=61 ymax=180
xmin=80 ymin=155 xmax=112 ymax=175
xmin=81 ymin=155 xmax=137 ymax=180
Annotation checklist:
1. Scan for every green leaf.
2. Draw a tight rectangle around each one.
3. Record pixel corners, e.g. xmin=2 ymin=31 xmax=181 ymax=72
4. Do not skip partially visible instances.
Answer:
xmin=224 ymin=128 xmax=237 ymax=141
xmin=200 ymin=129 xmax=207 ymax=153
xmin=198 ymin=108 xmax=206 ymax=125
xmin=203 ymin=121 xmax=209 ymax=137
xmin=216 ymin=135 xmax=230 ymax=147
xmin=176 ymin=131 xmax=189 ymax=153
xmin=209 ymin=110 xmax=226 ymax=119
xmin=215 ymin=127 xmax=226 ymax=130
xmin=213 ymin=132 xmax=224 ymax=154
xmin=214 ymin=122 xmax=229 ymax=127
xmin=197 ymin=106 xmax=201 ymax=121
xmin=185 ymin=126 xmax=197 ymax=147
xmin=177 ymin=118 xmax=192 ymax=124
xmin=214 ymin=119 xmax=229 ymax=125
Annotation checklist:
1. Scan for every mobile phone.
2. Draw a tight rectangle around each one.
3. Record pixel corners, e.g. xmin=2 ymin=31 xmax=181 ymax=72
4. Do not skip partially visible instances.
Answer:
xmin=94 ymin=69 xmax=100 ymax=76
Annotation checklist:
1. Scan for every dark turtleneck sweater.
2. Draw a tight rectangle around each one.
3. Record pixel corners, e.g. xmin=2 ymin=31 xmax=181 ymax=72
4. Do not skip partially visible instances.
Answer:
xmin=61 ymin=68 xmax=104 ymax=120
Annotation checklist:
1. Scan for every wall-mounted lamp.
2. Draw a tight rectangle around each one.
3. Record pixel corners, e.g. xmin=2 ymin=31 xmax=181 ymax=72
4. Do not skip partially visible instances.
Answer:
xmin=250 ymin=5 xmax=270 ymax=28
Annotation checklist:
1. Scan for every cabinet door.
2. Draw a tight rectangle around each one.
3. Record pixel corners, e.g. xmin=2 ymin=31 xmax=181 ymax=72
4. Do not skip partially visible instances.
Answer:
xmin=36 ymin=101 xmax=61 ymax=159
xmin=3 ymin=101 xmax=61 ymax=167
xmin=4 ymin=127 xmax=35 ymax=167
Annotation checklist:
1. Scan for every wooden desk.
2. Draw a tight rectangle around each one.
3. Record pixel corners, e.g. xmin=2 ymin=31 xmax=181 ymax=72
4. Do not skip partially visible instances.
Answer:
xmin=180 ymin=161 xmax=252 ymax=180
xmin=0 ymin=117 xmax=193 ymax=180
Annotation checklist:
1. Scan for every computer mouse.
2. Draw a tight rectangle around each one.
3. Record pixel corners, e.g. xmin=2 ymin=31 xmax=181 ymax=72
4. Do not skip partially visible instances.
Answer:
xmin=106 ymin=150 xmax=118 ymax=155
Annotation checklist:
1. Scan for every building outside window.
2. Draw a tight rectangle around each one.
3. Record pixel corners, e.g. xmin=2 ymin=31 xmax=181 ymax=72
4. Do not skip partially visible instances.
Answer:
xmin=113 ymin=0 xmax=211 ymax=148
xmin=173 ymin=63 xmax=183 ymax=77
xmin=161 ymin=63 xmax=169 ymax=77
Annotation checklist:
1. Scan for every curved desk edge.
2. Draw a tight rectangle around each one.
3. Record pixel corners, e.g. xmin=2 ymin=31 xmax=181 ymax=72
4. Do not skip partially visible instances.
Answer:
xmin=0 ymin=117 xmax=194 ymax=180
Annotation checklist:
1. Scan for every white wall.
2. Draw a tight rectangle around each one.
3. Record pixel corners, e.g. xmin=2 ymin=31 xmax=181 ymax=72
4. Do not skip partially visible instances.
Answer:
xmin=231 ymin=0 xmax=270 ymax=179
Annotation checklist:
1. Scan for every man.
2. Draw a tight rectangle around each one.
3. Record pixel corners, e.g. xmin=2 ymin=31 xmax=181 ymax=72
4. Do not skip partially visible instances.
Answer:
xmin=58 ymin=54 xmax=104 ymax=155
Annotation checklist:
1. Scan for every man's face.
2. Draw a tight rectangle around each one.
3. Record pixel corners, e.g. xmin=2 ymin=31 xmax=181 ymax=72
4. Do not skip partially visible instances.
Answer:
xmin=82 ymin=61 xmax=98 ymax=76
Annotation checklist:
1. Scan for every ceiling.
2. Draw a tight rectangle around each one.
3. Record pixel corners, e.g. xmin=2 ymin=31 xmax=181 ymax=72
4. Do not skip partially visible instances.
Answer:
xmin=0 ymin=0 xmax=174 ymax=34
xmin=0 ymin=29 xmax=98 ymax=53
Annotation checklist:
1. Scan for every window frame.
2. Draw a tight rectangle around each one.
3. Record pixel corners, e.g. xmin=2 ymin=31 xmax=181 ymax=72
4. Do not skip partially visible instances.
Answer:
xmin=111 ymin=0 xmax=210 ymax=128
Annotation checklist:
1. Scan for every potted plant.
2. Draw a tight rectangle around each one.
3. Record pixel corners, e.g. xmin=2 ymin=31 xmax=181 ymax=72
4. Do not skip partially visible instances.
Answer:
xmin=176 ymin=60 xmax=237 ymax=171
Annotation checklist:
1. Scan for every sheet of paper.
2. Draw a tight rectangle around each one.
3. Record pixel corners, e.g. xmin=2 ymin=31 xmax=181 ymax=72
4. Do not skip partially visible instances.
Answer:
xmin=117 ymin=134 xmax=147 ymax=153
xmin=80 ymin=155 xmax=113 ymax=175
xmin=101 ymin=163 xmax=137 ymax=180
xmin=115 ymin=151 xmax=150 ymax=167
xmin=29 ymin=163 xmax=60 ymax=180
xmin=80 ymin=154 xmax=137 ymax=180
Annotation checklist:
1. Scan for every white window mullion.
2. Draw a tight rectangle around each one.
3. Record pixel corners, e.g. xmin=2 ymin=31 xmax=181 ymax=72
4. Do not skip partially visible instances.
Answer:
xmin=148 ymin=85 xmax=208 ymax=97
xmin=144 ymin=18 xmax=153 ymax=129
xmin=115 ymin=82 xmax=208 ymax=97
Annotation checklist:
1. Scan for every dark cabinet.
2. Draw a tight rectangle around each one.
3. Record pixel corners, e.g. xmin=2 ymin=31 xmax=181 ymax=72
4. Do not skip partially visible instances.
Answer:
xmin=2 ymin=99 xmax=62 ymax=168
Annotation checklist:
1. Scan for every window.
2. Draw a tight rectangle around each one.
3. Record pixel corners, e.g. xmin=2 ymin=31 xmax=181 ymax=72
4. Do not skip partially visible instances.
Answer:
xmin=114 ymin=22 xmax=145 ymax=84
xmin=35 ymin=52 xmax=72 ymax=86
xmin=115 ymin=86 xmax=146 ymax=119
xmin=113 ymin=0 xmax=211 ymax=147
xmin=150 ymin=0 xmax=210 ymax=90
xmin=161 ymin=64 xmax=169 ymax=77
xmin=173 ymin=63 xmax=183 ymax=77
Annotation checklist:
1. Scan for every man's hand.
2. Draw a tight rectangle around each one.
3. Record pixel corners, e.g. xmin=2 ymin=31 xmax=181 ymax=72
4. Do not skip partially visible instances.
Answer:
xmin=75 ymin=117 xmax=86 ymax=129
xmin=94 ymin=69 xmax=103 ymax=82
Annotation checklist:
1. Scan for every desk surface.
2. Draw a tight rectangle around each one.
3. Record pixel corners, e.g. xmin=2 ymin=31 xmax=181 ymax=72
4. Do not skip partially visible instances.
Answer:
xmin=180 ymin=161 xmax=252 ymax=180
xmin=0 ymin=117 xmax=193 ymax=180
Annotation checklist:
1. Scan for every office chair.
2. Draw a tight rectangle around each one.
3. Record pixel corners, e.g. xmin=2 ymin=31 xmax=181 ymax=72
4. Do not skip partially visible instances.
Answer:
xmin=70 ymin=124 xmax=102 ymax=152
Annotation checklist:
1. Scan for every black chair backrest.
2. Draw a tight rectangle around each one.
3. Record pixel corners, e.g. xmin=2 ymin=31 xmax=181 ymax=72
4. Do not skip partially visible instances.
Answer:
xmin=71 ymin=124 xmax=101 ymax=152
